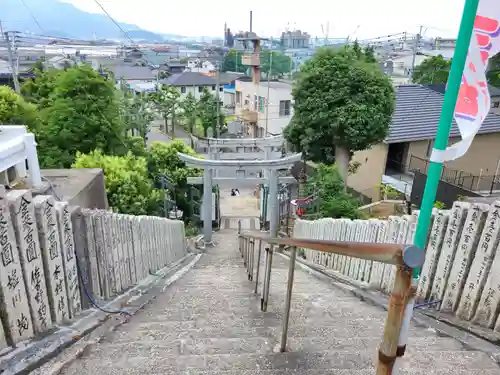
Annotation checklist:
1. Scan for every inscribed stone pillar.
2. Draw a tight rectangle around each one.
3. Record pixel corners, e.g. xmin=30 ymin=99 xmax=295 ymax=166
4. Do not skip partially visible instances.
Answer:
xmin=102 ymin=213 xmax=119 ymax=295
xmin=69 ymin=205 xmax=91 ymax=310
xmin=429 ymin=202 xmax=469 ymax=303
xmin=33 ymin=195 xmax=70 ymax=323
xmin=91 ymin=212 xmax=110 ymax=299
xmin=8 ymin=190 xmax=51 ymax=333
xmin=0 ymin=187 xmax=33 ymax=345
xmin=441 ymin=203 xmax=489 ymax=312
xmin=203 ymin=168 xmax=213 ymax=244
xmin=362 ymin=220 xmax=379 ymax=283
xmin=131 ymin=217 xmax=144 ymax=281
xmin=54 ymin=201 xmax=82 ymax=318
xmin=457 ymin=201 xmax=500 ymax=321
xmin=416 ymin=209 xmax=449 ymax=302
xmin=82 ymin=209 xmax=102 ymax=299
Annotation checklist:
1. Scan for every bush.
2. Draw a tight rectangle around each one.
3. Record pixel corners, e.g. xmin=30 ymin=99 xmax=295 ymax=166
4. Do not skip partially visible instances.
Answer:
xmin=72 ymin=150 xmax=163 ymax=215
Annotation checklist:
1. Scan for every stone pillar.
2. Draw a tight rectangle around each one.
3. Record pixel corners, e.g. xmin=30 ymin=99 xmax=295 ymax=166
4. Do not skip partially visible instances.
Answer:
xmin=54 ymin=201 xmax=82 ymax=318
xmin=268 ymin=169 xmax=279 ymax=238
xmin=8 ymin=190 xmax=51 ymax=333
xmin=203 ymin=168 xmax=213 ymax=244
xmin=0 ymin=187 xmax=33 ymax=345
xmin=82 ymin=209 xmax=103 ymax=300
xmin=69 ymin=206 xmax=91 ymax=310
xmin=430 ymin=202 xmax=469 ymax=303
xmin=458 ymin=202 xmax=500 ymax=321
xmin=441 ymin=203 xmax=489 ymax=312
xmin=33 ymin=195 xmax=70 ymax=323
xmin=416 ymin=209 xmax=449 ymax=302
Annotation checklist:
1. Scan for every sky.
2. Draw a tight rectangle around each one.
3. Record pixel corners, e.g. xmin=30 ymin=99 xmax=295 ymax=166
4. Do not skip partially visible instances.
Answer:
xmin=66 ymin=0 xmax=465 ymax=39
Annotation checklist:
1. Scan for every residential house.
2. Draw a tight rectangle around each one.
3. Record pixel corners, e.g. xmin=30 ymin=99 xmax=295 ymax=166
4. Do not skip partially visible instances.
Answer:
xmin=185 ymin=59 xmax=216 ymax=74
xmin=347 ymin=84 xmax=500 ymax=201
xmin=159 ymin=71 xmax=222 ymax=101
xmin=164 ymin=62 xmax=187 ymax=74
xmin=220 ymin=72 xmax=246 ymax=113
xmin=235 ymin=77 xmax=293 ymax=137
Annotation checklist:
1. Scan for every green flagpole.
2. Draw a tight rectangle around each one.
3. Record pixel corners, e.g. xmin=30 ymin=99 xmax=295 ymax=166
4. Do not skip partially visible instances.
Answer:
xmin=412 ymin=0 xmax=480 ymax=276
xmin=392 ymin=2 xmax=481 ymax=374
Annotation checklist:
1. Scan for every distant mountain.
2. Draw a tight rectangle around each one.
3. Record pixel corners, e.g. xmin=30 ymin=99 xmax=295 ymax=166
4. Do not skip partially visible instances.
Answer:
xmin=2 ymin=0 xmax=181 ymax=41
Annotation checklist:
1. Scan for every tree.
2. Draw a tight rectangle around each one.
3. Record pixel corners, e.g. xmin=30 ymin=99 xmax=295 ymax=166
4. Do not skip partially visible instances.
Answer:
xmin=36 ymin=65 xmax=127 ymax=168
xmin=181 ymin=92 xmax=198 ymax=145
xmin=364 ymin=45 xmax=377 ymax=63
xmin=222 ymin=49 xmax=245 ymax=73
xmin=260 ymin=51 xmax=293 ymax=77
xmin=305 ymin=164 xmax=361 ymax=219
xmin=149 ymin=85 xmax=181 ymax=137
xmin=147 ymin=141 xmax=202 ymax=219
xmin=487 ymin=53 xmax=500 ymax=87
xmin=72 ymin=150 xmax=163 ymax=216
xmin=284 ymin=47 xmax=395 ymax=183
xmin=21 ymin=66 xmax=60 ymax=109
xmin=118 ymin=92 xmax=155 ymax=140
xmin=0 ymin=86 xmax=38 ymax=131
xmin=197 ymin=89 xmax=224 ymax=137
xmin=412 ymin=55 xmax=451 ymax=84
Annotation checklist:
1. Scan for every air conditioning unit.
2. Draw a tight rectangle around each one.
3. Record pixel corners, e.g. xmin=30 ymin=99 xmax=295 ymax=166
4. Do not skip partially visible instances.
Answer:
xmin=0 ymin=166 xmax=20 ymax=188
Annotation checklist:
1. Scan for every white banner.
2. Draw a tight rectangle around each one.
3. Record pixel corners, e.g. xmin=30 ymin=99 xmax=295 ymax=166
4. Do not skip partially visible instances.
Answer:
xmin=443 ymin=2 xmax=500 ymax=161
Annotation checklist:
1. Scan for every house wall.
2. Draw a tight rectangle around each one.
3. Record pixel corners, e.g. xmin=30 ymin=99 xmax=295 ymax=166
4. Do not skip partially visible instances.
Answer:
xmin=235 ymin=80 xmax=293 ymax=136
xmin=347 ymin=143 xmax=389 ymax=201
xmin=408 ymin=132 xmax=500 ymax=176
xmin=176 ymin=85 xmax=223 ymax=101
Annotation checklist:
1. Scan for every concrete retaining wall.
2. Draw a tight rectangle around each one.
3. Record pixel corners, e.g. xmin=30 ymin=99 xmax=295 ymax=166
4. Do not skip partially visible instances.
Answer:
xmin=0 ymin=189 xmax=186 ymax=349
xmin=294 ymin=200 xmax=500 ymax=333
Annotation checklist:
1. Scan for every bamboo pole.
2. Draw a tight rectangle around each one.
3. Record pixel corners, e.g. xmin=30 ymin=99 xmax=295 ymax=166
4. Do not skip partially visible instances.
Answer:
xmin=376 ymin=265 xmax=413 ymax=375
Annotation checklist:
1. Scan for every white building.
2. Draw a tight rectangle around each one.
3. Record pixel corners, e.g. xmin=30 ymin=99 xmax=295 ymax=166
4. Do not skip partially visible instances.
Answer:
xmin=234 ymin=78 xmax=293 ymax=136
xmin=159 ymin=71 xmax=223 ymax=101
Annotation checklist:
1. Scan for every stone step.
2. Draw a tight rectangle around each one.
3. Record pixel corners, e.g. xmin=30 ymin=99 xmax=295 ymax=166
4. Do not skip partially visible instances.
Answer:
xmin=57 ymin=349 xmax=496 ymax=374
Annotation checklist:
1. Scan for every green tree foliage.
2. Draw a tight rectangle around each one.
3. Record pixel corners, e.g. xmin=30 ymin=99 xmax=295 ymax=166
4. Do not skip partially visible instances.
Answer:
xmin=197 ymin=89 xmax=224 ymax=137
xmin=412 ymin=55 xmax=451 ymax=84
xmin=181 ymin=92 xmax=198 ymax=145
xmin=21 ymin=66 xmax=60 ymax=109
xmin=0 ymin=86 xmax=38 ymax=131
xmin=487 ymin=53 xmax=500 ymax=87
xmin=72 ymin=150 xmax=163 ymax=216
xmin=148 ymin=85 xmax=181 ymax=137
xmin=222 ymin=49 xmax=245 ymax=73
xmin=35 ymin=65 xmax=127 ymax=168
xmin=284 ymin=47 xmax=395 ymax=182
xmin=306 ymin=164 xmax=361 ymax=219
xmin=147 ymin=141 xmax=202 ymax=219
xmin=260 ymin=51 xmax=293 ymax=77
xmin=118 ymin=92 xmax=155 ymax=139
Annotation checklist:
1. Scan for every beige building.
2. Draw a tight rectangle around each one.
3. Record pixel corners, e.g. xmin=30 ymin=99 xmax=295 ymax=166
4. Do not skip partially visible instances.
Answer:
xmin=234 ymin=77 xmax=293 ymax=137
xmin=348 ymin=84 xmax=500 ymax=201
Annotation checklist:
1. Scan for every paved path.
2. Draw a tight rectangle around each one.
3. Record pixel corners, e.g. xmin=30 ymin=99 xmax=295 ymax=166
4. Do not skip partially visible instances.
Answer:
xmin=57 ymin=229 xmax=499 ymax=375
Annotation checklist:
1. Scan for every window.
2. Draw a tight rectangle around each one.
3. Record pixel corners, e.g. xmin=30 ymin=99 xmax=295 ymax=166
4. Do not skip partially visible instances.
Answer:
xmin=220 ymin=87 xmax=223 ymax=92
xmin=279 ymin=100 xmax=291 ymax=116
xmin=198 ymin=86 xmax=203 ymax=93
xmin=493 ymin=101 xmax=500 ymax=108
xmin=212 ymin=85 xmax=216 ymax=90
xmin=259 ymin=96 xmax=265 ymax=113
xmin=254 ymin=95 xmax=258 ymax=111
xmin=181 ymin=86 xmax=186 ymax=94
xmin=236 ymin=91 xmax=241 ymax=105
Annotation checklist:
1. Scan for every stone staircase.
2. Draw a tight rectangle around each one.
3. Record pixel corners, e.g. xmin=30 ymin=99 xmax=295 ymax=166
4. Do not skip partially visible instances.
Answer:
xmin=55 ymin=229 xmax=498 ymax=375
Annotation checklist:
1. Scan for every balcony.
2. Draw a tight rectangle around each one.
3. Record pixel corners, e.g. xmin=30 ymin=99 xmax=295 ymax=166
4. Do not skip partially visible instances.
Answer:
xmin=240 ymin=108 xmax=258 ymax=122
xmin=241 ymin=53 xmax=260 ymax=66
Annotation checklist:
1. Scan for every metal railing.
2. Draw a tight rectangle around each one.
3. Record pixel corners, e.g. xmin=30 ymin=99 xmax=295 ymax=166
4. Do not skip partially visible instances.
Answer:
xmin=237 ymin=221 xmax=425 ymax=375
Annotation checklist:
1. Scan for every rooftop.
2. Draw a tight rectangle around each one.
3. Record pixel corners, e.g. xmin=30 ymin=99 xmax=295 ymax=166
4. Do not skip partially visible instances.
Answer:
xmin=159 ymin=71 xmax=217 ymax=86
xmin=386 ymin=84 xmax=500 ymax=143
xmin=105 ymin=63 xmax=157 ymax=81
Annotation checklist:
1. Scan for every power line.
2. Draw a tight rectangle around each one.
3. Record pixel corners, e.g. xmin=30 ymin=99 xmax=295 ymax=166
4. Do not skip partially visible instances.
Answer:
xmin=18 ymin=0 xmax=44 ymax=33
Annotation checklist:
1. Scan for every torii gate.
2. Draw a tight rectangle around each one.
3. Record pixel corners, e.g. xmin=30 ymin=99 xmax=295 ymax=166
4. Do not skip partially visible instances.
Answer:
xmin=179 ymin=152 xmax=303 ymax=245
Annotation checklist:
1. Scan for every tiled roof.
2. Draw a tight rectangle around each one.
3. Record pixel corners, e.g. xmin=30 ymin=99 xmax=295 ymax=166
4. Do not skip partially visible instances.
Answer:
xmin=386 ymin=84 xmax=500 ymax=143
xmin=425 ymin=83 xmax=500 ymax=97
xmin=107 ymin=64 xmax=157 ymax=80
xmin=159 ymin=72 xmax=217 ymax=86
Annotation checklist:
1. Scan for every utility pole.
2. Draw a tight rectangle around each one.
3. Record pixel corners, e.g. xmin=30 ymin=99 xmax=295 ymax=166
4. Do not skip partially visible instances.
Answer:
xmin=5 ymin=31 xmax=21 ymax=93
xmin=410 ymin=25 xmax=423 ymax=81
xmin=215 ymin=61 xmax=221 ymax=138
xmin=265 ymin=52 xmax=272 ymax=137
